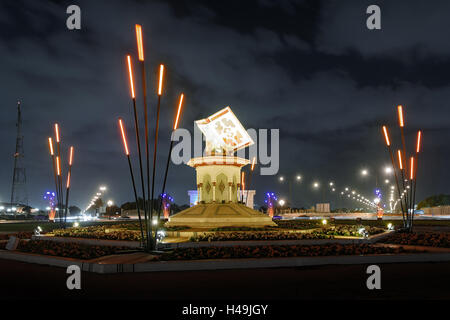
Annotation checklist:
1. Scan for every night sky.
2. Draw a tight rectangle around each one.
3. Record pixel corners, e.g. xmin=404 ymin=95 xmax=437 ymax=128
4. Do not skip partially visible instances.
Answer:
xmin=0 ymin=0 xmax=449 ymax=211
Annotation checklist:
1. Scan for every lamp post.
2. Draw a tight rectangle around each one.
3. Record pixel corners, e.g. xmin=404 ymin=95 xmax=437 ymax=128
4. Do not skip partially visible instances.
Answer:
xmin=278 ymin=175 xmax=301 ymax=209
xmin=312 ymin=181 xmax=324 ymax=212
xmin=278 ymin=199 xmax=285 ymax=214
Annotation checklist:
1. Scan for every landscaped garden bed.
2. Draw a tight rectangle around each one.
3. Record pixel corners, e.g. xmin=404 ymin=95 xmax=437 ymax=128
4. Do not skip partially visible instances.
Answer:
xmin=190 ymin=225 xmax=386 ymax=242
xmin=51 ymin=223 xmax=191 ymax=242
xmin=53 ymin=225 xmax=142 ymax=241
xmin=157 ymin=243 xmax=413 ymax=261
xmin=190 ymin=231 xmax=330 ymax=242
xmin=47 ymin=221 xmax=387 ymax=243
xmin=210 ymin=226 xmax=277 ymax=231
xmin=0 ymin=232 xmax=33 ymax=240
xmin=8 ymin=239 xmax=129 ymax=259
xmin=380 ymin=232 xmax=450 ymax=248
xmin=274 ymin=220 xmax=323 ymax=230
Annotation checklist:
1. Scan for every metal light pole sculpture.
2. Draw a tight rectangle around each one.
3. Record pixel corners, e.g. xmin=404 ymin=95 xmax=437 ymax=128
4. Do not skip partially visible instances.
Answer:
xmin=47 ymin=137 xmax=59 ymax=222
xmin=381 ymin=106 xmax=423 ymax=232
xmin=48 ymin=125 xmax=76 ymax=229
xmin=382 ymin=126 xmax=406 ymax=225
xmin=54 ymin=124 xmax=64 ymax=226
xmin=411 ymin=130 xmax=421 ymax=228
xmin=118 ymin=118 xmax=145 ymax=246
xmin=126 ymin=55 xmax=150 ymax=249
xmin=64 ymin=146 xmax=74 ymax=226
xmin=150 ymin=64 xmax=165 ymax=243
xmin=135 ymin=24 xmax=152 ymax=230
xmin=156 ymin=93 xmax=184 ymax=225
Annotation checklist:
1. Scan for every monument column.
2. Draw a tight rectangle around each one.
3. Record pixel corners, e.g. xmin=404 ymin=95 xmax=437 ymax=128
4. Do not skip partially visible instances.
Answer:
xmin=212 ymin=182 xmax=216 ymax=202
xmin=197 ymin=183 xmax=202 ymax=202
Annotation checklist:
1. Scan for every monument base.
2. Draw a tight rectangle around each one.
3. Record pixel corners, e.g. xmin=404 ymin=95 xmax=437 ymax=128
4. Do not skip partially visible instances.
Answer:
xmin=166 ymin=203 xmax=276 ymax=228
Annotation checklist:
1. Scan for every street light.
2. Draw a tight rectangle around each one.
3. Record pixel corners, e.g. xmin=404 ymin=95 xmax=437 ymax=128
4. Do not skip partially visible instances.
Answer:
xmin=278 ymin=175 xmax=302 ymax=209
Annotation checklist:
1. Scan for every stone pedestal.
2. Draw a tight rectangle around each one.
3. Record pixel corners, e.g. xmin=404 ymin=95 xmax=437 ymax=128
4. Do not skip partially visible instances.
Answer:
xmin=168 ymin=155 xmax=275 ymax=227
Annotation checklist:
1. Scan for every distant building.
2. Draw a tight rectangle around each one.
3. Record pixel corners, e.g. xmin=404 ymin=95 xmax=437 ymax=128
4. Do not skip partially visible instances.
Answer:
xmin=315 ymin=203 xmax=330 ymax=213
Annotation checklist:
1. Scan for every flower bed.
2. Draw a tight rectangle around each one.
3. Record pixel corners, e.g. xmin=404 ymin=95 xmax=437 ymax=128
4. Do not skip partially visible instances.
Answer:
xmin=381 ymin=232 xmax=450 ymax=248
xmin=191 ymin=225 xmax=385 ymax=242
xmin=16 ymin=239 xmax=128 ymax=259
xmin=159 ymin=243 xmax=411 ymax=261
xmin=191 ymin=231 xmax=330 ymax=242
xmin=210 ymin=226 xmax=276 ymax=231
xmin=275 ymin=220 xmax=322 ymax=230
xmin=321 ymin=225 xmax=385 ymax=237
xmin=52 ymin=223 xmax=189 ymax=241
xmin=53 ymin=226 xmax=142 ymax=241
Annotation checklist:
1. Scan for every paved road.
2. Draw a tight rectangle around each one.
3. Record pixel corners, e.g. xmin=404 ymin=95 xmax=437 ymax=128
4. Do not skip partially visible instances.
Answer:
xmin=1 ymin=259 xmax=449 ymax=300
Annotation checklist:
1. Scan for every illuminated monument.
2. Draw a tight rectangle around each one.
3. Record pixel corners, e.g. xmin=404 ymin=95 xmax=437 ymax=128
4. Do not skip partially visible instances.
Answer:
xmin=166 ymin=107 xmax=275 ymax=228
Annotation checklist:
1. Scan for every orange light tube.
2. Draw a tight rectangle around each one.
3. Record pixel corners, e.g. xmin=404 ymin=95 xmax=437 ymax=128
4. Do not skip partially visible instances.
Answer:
xmin=66 ymin=171 xmax=71 ymax=189
xmin=55 ymin=123 xmax=60 ymax=142
xmin=118 ymin=118 xmax=130 ymax=156
xmin=56 ymin=156 xmax=61 ymax=175
xmin=416 ymin=130 xmax=422 ymax=153
xmin=397 ymin=105 xmax=404 ymax=127
xmin=69 ymin=146 xmax=74 ymax=166
xmin=127 ymin=55 xmax=135 ymax=98
xmin=158 ymin=64 xmax=164 ymax=96
xmin=410 ymin=157 xmax=414 ymax=180
xmin=397 ymin=150 xmax=403 ymax=170
xmin=135 ymin=24 xmax=144 ymax=61
xmin=251 ymin=157 xmax=256 ymax=171
xmin=173 ymin=93 xmax=184 ymax=130
xmin=48 ymin=137 xmax=54 ymax=155
xmin=382 ymin=126 xmax=390 ymax=146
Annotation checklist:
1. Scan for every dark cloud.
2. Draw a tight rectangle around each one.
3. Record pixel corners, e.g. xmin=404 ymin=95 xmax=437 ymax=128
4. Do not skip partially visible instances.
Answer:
xmin=0 ymin=0 xmax=448 ymax=211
